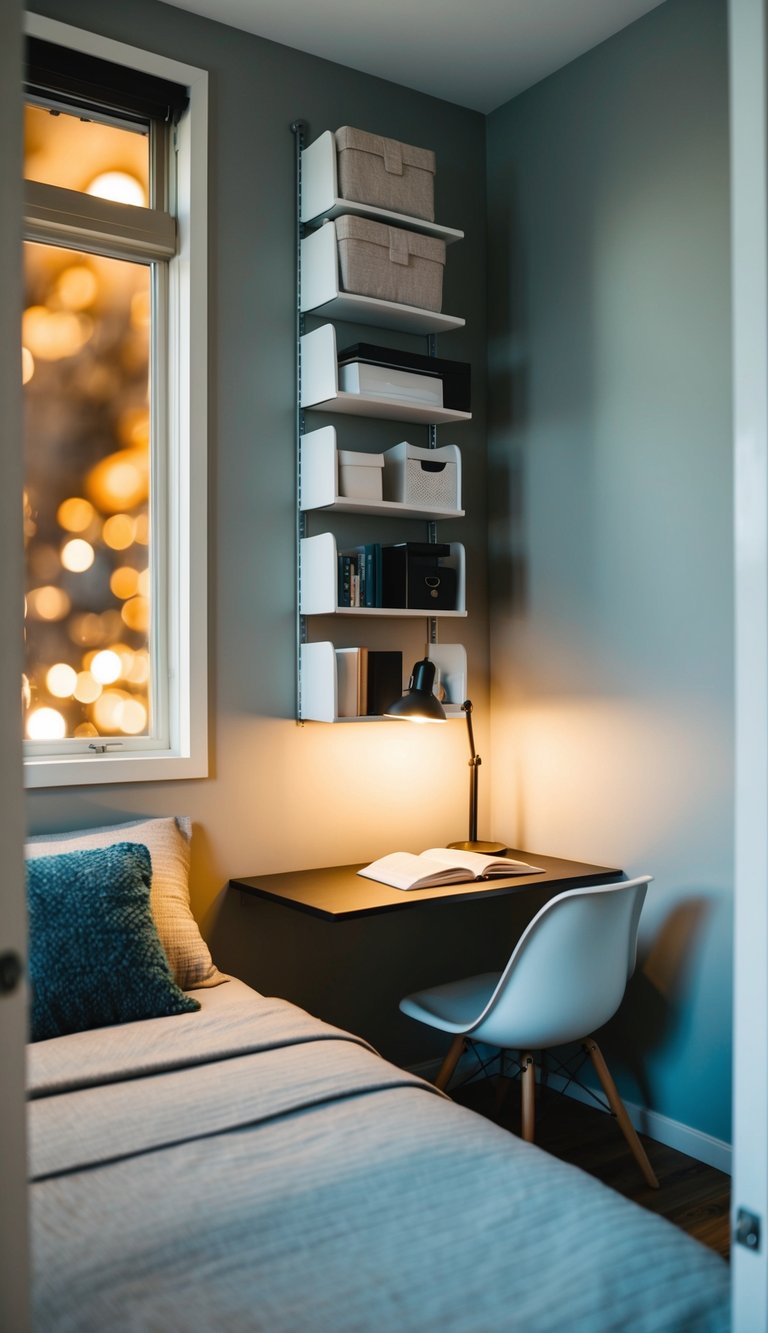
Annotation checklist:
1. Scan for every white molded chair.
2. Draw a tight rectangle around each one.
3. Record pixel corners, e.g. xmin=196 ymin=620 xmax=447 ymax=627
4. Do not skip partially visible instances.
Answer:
xmin=400 ymin=875 xmax=658 ymax=1188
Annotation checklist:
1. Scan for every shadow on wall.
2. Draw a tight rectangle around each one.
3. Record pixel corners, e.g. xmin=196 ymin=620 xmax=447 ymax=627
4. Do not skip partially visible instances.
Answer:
xmin=599 ymin=895 xmax=714 ymax=1112
xmin=486 ymin=173 xmax=529 ymax=622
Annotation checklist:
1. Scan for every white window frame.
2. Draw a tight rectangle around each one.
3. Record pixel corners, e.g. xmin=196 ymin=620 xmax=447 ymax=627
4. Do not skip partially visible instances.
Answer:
xmin=22 ymin=13 xmax=208 ymax=788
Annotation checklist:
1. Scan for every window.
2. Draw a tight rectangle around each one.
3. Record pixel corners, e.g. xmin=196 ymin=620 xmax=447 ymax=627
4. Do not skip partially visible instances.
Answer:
xmin=22 ymin=15 xmax=208 ymax=787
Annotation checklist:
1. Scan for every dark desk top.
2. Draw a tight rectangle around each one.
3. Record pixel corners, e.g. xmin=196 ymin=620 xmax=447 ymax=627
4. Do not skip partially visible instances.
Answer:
xmin=229 ymin=849 xmax=620 ymax=921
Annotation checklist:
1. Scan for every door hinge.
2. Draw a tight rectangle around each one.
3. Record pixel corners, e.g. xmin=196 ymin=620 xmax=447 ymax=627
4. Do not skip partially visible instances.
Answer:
xmin=0 ymin=951 xmax=23 ymax=995
xmin=735 ymin=1208 xmax=762 ymax=1251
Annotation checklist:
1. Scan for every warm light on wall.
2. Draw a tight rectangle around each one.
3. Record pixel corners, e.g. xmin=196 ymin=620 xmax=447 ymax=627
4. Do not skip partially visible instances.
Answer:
xmin=489 ymin=695 xmax=727 ymax=865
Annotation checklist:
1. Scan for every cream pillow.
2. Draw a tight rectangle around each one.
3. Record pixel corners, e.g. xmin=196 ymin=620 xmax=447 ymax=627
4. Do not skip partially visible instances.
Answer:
xmin=25 ymin=816 xmax=226 ymax=990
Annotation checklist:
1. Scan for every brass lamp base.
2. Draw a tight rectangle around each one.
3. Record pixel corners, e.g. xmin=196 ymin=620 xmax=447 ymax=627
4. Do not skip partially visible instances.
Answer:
xmin=447 ymin=839 xmax=509 ymax=856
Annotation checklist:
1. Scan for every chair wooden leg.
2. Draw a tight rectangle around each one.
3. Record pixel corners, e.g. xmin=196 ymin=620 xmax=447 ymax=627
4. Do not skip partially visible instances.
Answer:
xmin=583 ymin=1038 xmax=659 ymax=1189
xmin=521 ymin=1052 xmax=536 ymax=1142
xmin=434 ymin=1035 xmax=466 ymax=1091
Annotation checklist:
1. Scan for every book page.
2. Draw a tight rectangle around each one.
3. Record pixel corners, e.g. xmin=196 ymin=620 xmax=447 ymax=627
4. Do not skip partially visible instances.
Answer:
xmin=358 ymin=851 xmax=467 ymax=890
xmin=421 ymin=848 xmax=542 ymax=876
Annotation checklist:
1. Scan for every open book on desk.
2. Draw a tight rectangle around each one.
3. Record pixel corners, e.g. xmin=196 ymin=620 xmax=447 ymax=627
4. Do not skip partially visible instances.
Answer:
xmin=358 ymin=848 xmax=545 ymax=892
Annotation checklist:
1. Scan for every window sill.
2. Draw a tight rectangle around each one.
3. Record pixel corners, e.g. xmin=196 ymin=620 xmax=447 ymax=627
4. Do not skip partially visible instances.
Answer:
xmin=23 ymin=747 xmax=208 ymax=789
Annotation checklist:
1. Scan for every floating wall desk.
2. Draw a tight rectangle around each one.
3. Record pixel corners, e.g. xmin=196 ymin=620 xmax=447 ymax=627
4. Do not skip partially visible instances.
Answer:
xmin=230 ymin=850 xmax=621 ymax=922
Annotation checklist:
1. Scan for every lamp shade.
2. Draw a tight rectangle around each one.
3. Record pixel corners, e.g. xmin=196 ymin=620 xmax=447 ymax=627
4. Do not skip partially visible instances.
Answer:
xmin=384 ymin=658 xmax=446 ymax=723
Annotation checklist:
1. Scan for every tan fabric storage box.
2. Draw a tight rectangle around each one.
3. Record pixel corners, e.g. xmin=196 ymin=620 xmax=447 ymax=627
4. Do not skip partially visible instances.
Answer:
xmin=335 ymin=215 xmax=446 ymax=313
xmin=335 ymin=126 xmax=435 ymax=221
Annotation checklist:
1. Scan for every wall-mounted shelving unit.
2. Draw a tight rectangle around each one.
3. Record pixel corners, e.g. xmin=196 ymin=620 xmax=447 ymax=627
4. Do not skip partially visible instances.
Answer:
xmin=293 ymin=121 xmax=470 ymax=723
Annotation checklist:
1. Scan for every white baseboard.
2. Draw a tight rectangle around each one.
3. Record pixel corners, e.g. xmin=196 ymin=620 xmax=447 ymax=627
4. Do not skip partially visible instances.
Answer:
xmin=407 ymin=1055 xmax=732 ymax=1176
xmin=543 ymin=1069 xmax=732 ymax=1175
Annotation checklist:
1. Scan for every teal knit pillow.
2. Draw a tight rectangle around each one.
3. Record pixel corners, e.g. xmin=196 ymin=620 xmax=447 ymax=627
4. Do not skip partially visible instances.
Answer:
xmin=27 ymin=842 xmax=200 ymax=1041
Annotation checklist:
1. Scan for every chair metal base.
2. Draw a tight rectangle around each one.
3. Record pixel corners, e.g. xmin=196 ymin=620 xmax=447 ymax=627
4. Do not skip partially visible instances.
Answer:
xmin=433 ymin=1035 xmax=659 ymax=1190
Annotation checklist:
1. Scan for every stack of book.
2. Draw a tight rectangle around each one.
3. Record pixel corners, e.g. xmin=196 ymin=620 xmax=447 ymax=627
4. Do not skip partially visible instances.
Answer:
xmin=338 ymin=542 xmax=456 ymax=611
xmin=337 ymin=544 xmax=383 ymax=608
xmin=335 ymin=648 xmax=402 ymax=717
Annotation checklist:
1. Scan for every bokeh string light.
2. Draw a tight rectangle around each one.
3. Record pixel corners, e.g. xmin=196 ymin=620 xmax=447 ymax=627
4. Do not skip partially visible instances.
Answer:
xmin=22 ymin=106 xmax=155 ymax=743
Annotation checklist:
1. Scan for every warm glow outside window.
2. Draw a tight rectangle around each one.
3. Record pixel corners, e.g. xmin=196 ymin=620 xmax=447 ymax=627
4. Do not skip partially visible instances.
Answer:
xmin=23 ymin=241 xmax=154 ymax=744
xmin=22 ymin=14 xmax=208 ymax=787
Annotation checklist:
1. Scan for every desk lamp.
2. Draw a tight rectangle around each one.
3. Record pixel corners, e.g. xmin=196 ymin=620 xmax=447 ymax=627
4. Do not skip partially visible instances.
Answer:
xmin=385 ymin=660 xmax=508 ymax=855
xmin=384 ymin=658 xmax=447 ymax=723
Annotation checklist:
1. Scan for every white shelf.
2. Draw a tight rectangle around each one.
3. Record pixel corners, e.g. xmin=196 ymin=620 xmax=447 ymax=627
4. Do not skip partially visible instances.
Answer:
xmin=300 ymin=131 xmax=463 ymax=243
xmin=300 ymin=225 xmax=465 ymax=334
xmin=300 ymin=531 xmax=467 ymax=617
xmin=300 ymin=425 xmax=464 ymax=518
xmin=299 ymin=639 xmax=466 ymax=723
xmin=300 ymin=326 xmax=471 ymax=423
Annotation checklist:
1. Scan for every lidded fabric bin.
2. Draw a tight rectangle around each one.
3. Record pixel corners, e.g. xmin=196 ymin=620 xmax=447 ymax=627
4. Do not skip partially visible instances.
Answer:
xmin=335 ymin=126 xmax=435 ymax=221
xmin=335 ymin=215 xmax=446 ymax=312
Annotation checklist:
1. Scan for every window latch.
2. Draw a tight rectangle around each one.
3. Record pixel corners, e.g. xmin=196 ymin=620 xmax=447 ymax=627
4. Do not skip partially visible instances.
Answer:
xmin=88 ymin=742 xmax=124 ymax=754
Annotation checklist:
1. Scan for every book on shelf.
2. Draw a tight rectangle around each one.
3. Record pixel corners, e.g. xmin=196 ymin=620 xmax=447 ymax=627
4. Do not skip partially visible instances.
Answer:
xmin=357 ymin=848 xmax=545 ymax=891
xmin=336 ymin=646 xmax=361 ymax=716
xmin=337 ymin=545 xmax=383 ymax=609
xmin=366 ymin=649 xmax=402 ymax=715
xmin=335 ymin=647 xmax=403 ymax=717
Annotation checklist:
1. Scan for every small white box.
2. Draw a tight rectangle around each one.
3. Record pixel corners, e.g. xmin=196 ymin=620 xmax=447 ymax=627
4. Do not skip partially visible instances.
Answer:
xmin=383 ymin=442 xmax=460 ymax=508
xmin=338 ymin=360 xmax=443 ymax=407
xmin=338 ymin=449 xmax=384 ymax=500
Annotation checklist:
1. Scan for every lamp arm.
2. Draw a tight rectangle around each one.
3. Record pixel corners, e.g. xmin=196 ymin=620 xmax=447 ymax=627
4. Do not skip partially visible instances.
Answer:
xmin=461 ymin=699 xmax=478 ymax=762
xmin=461 ymin=699 xmax=480 ymax=843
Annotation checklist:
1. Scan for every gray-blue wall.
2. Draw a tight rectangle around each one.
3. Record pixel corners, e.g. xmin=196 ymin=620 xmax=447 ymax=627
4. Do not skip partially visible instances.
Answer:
xmin=486 ymin=0 xmax=733 ymax=1142
xmin=24 ymin=0 xmax=735 ymax=1145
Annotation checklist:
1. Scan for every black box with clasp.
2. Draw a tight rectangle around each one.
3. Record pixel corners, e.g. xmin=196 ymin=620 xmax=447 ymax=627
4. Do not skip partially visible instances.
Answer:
xmin=380 ymin=543 xmax=457 ymax=610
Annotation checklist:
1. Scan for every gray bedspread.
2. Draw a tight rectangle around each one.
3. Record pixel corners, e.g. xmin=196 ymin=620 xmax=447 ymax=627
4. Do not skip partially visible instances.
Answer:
xmin=29 ymin=979 xmax=730 ymax=1331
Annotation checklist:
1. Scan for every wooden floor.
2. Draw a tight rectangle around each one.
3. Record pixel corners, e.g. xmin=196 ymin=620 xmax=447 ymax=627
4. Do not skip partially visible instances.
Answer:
xmin=452 ymin=1075 xmax=731 ymax=1260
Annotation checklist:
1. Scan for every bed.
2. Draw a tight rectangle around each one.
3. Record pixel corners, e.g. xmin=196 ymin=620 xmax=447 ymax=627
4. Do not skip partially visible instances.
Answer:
xmin=25 ymin=818 xmax=731 ymax=1331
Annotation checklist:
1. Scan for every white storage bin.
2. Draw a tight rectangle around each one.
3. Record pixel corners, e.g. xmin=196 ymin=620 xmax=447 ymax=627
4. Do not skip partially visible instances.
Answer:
xmin=335 ymin=215 xmax=446 ymax=313
xmin=338 ymin=449 xmax=384 ymax=500
xmin=338 ymin=360 xmax=443 ymax=407
xmin=383 ymin=442 xmax=461 ymax=509
xmin=335 ymin=126 xmax=435 ymax=221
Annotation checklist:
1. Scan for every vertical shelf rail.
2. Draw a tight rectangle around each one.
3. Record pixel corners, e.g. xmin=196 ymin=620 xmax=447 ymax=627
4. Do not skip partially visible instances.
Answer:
xmin=426 ymin=332 xmax=438 ymax=647
xmin=292 ymin=119 xmax=307 ymax=722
